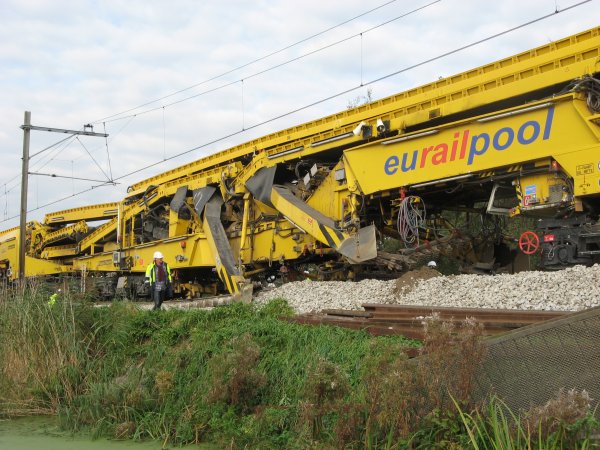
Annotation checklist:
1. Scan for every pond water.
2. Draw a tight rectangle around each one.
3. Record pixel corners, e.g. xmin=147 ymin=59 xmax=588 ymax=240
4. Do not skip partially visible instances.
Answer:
xmin=0 ymin=416 xmax=212 ymax=450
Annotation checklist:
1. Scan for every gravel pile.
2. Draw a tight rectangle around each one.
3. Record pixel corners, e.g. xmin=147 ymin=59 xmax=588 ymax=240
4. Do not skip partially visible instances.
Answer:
xmin=254 ymin=264 xmax=600 ymax=314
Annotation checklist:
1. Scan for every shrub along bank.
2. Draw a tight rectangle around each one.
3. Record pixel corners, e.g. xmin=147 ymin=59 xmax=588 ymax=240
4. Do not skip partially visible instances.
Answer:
xmin=0 ymin=283 xmax=598 ymax=449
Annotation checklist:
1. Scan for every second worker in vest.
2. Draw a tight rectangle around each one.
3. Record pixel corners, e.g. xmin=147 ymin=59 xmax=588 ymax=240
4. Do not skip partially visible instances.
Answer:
xmin=145 ymin=251 xmax=173 ymax=310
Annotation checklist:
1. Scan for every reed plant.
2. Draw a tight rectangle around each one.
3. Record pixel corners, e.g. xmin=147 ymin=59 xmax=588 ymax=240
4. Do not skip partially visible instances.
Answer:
xmin=2 ymin=286 xmax=598 ymax=449
xmin=454 ymin=393 xmax=600 ymax=450
xmin=0 ymin=279 xmax=93 ymax=416
xmin=54 ymin=298 xmax=419 ymax=448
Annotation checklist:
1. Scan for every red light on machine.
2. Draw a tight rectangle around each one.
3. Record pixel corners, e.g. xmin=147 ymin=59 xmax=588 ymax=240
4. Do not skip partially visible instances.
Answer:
xmin=551 ymin=160 xmax=560 ymax=171
xmin=543 ymin=234 xmax=555 ymax=242
xmin=180 ymin=241 xmax=186 ymax=249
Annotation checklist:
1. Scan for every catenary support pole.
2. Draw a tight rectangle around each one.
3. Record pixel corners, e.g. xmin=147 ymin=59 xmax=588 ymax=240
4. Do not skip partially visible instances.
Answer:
xmin=19 ymin=111 xmax=31 ymax=280
xmin=17 ymin=113 xmax=108 ymax=282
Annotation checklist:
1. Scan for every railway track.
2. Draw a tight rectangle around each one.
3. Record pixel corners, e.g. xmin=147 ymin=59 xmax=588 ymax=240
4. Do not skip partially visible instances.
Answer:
xmin=283 ymin=304 xmax=571 ymax=341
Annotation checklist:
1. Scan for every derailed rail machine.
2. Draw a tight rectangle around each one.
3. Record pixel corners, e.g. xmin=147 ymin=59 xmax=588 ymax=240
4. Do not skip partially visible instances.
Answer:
xmin=1 ymin=26 xmax=600 ymax=299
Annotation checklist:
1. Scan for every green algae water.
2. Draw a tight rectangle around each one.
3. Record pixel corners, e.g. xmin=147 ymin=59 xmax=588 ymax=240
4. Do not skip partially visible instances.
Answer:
xmin=0 ymin=416 xmax=212 ymax=450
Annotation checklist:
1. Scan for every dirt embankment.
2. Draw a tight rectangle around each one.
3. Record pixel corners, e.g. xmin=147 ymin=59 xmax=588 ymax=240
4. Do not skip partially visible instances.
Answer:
xmin=394 ymin=266 xmax=441 ymax=295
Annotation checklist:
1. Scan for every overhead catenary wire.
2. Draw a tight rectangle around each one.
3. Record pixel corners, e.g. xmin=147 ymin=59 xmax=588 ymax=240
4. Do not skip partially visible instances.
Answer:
xmin=368 ymin=0 xmax=592 ymax=86
xmin=0 ymin=129 xmax=110 ymax=218
xmin=92 ymin=0 xmax=403 ymax=124
xmin=0 ymin=134 xmax=77 ymax=189
xmin=103 ymin=122 xmax=113 ymax=181
xmin=75 ymin=137 xmax=112 ymax=181
xmin=5 ymin=182 xmax=118 ymax=221
xmin=99 ymin=1 xmax=588 ymax=185
xmin=33 ymin=136 xmax=79 ymax=180
xmin=0 ymin=1 xmax=590 ymax=225
xmin=0 ymin=116 xmax=132 ymax=203
xmin=28 ymin=172 xmax=118 ymax=184
xmin=0 ymin=134 xmax=79 ymax=208
xmin=94 ymin=1 xmax=441 ymax=125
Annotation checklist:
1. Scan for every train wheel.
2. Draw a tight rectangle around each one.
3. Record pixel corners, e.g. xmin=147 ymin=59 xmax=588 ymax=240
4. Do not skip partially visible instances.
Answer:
xmin=519 ymin=231 xmax=540 ymax=255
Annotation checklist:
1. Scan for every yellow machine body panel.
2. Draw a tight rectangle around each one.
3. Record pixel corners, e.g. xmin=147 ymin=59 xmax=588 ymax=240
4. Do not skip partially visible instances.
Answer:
xmin=25 ymin=256 xmax=71 ymax=277
xmin=129 ymin=27 xmax=600 ymax=192
xmin=515 ymin=172 xmax=571 ymax=211
xmin=305 ymin=161 xmax=351 ymax=222
xmin=73 ymin=220 xmax=314 ymax=274
xmin=0 ymin=232 xmax=70 ymax=278
xmin=3 ymin=26 xmax=600 ymax=292
xmin=344 ymin=97 xmax=600 ymax=197
xmin=44 ymin=202 xmax=120 ymax=224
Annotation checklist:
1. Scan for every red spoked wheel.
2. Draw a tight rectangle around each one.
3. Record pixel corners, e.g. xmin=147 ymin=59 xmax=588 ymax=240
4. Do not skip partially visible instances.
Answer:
xmin=519 ymin=231 xmax=540 ymax=255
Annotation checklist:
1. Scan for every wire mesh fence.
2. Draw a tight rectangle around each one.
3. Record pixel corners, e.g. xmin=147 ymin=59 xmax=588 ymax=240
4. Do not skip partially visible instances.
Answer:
xmin=474 ymin=305 xmax=600 ymax=418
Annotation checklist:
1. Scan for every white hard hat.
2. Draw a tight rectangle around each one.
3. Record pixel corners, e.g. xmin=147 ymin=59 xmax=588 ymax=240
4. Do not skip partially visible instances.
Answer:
xmin=153 ymin=251 xmax=164 ymax=259
xmin=427 ymin=261 xmax=437 ymax=268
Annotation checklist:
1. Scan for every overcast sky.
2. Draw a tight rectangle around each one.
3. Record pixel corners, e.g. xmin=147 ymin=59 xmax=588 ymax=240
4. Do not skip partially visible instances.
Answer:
xmin=0 ymin=0 xmax=598 ymax=229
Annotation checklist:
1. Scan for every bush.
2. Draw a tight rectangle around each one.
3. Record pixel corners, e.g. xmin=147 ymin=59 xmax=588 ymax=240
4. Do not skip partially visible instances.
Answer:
xmin=3 ymin=288 xmax=596 ymax=449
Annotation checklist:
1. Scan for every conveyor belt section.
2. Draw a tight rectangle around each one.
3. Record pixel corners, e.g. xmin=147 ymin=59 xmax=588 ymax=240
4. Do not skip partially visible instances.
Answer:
xmin=44 ymin=202 xmax=119 ymax=224
xmin=44 ymin=220 xmax=88 ymax=246
xmin=270 ymin=185 xmax=377 ymax=263
xmin=245 ymin=167 xmax=377 ymax=263
xmin=198 ymin=188 xmax=250 ymax=298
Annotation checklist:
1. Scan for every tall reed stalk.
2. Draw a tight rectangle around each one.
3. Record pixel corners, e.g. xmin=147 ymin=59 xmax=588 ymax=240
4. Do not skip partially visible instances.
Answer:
xmin=454 ymin=394 xmax=599 ymax=450
xmin=0 ymin=279 xmax=90 ymax=416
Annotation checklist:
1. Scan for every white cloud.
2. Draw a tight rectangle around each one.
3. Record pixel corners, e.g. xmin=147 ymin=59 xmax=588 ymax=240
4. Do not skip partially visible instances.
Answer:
xmin=0 ymin=0 xmax=599 ymax=226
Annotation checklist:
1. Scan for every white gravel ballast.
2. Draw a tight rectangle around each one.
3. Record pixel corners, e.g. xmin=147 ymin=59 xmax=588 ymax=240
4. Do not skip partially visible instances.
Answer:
xmin=254 ymin=264 xmax=600 ymax=314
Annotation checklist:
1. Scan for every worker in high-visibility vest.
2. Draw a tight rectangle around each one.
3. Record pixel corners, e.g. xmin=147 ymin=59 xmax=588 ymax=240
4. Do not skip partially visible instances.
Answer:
xmin=145 ymin=251 xmax=173 ymax=310
xmin=48 ymin=289 xmax=61 ymax=307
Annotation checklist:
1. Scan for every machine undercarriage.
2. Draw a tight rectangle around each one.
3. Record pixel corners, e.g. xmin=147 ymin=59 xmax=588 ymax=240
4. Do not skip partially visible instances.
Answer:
xmin=1 ymin=27 xmax=600 ymax=300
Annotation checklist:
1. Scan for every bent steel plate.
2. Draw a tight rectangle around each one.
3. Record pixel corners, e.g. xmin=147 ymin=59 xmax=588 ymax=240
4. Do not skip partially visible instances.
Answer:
xmin=337 ymin=224 xmax=377 ymax=263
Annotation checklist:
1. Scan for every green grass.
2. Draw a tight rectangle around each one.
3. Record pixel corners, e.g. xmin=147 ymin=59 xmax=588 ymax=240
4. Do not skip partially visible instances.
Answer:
xmin=1 ymin=284 xmax=598 ymax=449
xmin=455 ymin=395 xmax=600 ymax=450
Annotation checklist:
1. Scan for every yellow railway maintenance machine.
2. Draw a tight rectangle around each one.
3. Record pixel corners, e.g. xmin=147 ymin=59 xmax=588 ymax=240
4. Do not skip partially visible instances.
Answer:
xmin=1 ymin=26 xmax=599 ymax=299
